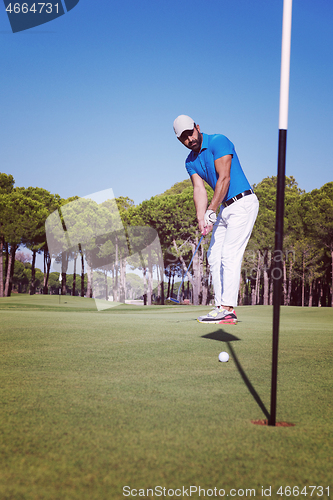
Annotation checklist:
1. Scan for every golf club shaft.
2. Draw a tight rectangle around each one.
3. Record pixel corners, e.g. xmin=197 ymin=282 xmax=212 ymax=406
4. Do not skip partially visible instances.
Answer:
xmin=177 ymin=235 xmax=204 ymax=301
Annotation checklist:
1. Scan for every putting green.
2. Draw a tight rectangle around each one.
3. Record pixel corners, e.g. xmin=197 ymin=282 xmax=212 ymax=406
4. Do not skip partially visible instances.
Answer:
xmin=0 ymin=296 xmax=332 ymax=499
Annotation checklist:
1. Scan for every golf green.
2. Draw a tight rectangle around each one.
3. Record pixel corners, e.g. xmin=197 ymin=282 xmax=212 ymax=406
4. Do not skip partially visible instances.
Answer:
xmin=0 ymin=296 xmax=332 ymax=499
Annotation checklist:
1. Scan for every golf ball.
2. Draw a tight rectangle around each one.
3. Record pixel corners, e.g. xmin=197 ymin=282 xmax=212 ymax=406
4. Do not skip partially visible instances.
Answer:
xmin=219 ymin=351 xmax=229 ymax=363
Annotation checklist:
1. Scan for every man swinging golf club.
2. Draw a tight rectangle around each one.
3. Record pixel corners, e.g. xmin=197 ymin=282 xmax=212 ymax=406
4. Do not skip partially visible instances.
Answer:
xmin=173 ymin=115 xmax=259 ymax=324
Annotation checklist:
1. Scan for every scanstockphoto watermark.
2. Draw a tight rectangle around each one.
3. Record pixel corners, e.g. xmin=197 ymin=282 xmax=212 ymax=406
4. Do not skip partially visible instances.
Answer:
xmin=245 ymin=249 xmax=296 ymax=265
xmin=123 ymin=485 xmax=257 ymax=497
xmin=166 ymin=244 xmax=296 ymax=282
xmin=242 ymin=249 xmax=296 ymax=282
xmin=165 ymin=238 xmax=206 ymax=265
xmin=3 ymin=0 xmax=80 ymax=33
xmin=45 ymin=188 xmax=164 ymax=311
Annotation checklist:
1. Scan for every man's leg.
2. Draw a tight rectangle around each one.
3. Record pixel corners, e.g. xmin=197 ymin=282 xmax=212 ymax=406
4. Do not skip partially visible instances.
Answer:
xmin=220 ymin=194 xmax=259 ymax=307
xmin=197 ymin=194 xmax=258 ymax=324
xmin=206 ymin=212 xmax=227 ymax=307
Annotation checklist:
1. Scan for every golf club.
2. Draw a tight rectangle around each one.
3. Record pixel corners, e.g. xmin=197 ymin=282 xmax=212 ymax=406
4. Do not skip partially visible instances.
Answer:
xmin=168 ymin=234 xmax=204 ymax=304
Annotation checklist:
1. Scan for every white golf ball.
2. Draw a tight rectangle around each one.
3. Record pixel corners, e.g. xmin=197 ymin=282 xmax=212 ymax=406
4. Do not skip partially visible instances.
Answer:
xmin=219 ymin=351 xmax=229 ymax=363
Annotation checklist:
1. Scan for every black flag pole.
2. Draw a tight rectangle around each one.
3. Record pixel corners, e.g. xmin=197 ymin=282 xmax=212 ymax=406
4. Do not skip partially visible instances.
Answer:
xmin=269 ymin=0 xmax=293 ymax=427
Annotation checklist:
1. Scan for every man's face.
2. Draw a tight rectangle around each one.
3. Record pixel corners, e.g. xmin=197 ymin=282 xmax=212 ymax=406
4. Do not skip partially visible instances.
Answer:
xmin=178 ymin=124 xmax=202 ymax=153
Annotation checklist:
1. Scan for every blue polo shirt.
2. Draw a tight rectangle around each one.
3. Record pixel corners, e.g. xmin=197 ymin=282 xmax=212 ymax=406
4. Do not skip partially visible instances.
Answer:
xmin=185 ymin=133 xmax=251 ymax=201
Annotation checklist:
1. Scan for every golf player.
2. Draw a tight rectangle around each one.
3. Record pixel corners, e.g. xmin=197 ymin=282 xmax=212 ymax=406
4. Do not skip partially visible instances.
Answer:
xmin=173 ymin=115 xmax=259 ymax=324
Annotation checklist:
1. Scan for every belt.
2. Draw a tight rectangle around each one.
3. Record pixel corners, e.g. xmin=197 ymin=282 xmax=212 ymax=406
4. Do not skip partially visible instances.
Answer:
xmin=222 ymin=189 xmax=254 ymax=208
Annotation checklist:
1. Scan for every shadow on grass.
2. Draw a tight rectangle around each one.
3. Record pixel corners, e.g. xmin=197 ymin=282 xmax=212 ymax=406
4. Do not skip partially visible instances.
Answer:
xmin=201 ymin=331 xmax=240 ymax=342
xmin=202 ymin=330 xmax=270 ymax=419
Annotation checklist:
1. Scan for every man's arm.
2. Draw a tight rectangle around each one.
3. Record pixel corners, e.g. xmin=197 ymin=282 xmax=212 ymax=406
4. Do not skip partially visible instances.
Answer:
xmin=191 ymin=173 xmax=210 ymax=235
xmin=208 ymin=154 xmax=232 ymax=212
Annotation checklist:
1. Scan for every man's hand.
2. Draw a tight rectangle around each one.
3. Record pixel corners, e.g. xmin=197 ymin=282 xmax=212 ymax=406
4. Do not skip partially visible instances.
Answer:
xmin=199 ymin=219 xmax=213 ymax=236
xmin=204 ymin=209 xmax=217 ymax=226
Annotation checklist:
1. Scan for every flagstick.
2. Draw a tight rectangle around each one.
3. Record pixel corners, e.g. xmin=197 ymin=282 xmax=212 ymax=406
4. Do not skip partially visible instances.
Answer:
xmin=269 ymin=0 xmax=293 ymax=426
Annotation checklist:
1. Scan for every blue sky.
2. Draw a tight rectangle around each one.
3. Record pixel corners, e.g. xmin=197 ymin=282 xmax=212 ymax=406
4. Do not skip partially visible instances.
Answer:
xmin=1 ymin=0 xmax=332 ymax=205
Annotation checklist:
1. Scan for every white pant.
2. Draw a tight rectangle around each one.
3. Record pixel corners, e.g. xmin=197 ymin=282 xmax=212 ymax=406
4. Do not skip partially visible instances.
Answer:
xmin=207 ymin=193 xmax=259 ymax=307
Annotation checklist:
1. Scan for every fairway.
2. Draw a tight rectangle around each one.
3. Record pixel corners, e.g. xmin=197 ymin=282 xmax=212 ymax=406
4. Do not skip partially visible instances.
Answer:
xmin=0 ymin=297 xmax=332 ymax=500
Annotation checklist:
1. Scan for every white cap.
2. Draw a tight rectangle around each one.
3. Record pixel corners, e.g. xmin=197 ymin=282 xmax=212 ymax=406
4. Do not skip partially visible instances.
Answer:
xmin=173 ymin=115 xmax=195 ymax=138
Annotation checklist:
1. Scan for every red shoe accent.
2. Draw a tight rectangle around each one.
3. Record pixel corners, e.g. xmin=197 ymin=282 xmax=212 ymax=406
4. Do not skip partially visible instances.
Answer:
xmin=218 ymin=315 xmax=237 ymax=324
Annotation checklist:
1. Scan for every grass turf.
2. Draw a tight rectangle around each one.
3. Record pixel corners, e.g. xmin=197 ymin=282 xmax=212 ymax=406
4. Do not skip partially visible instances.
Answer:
xmin=0 ymin=296 xmax=332 ymax=499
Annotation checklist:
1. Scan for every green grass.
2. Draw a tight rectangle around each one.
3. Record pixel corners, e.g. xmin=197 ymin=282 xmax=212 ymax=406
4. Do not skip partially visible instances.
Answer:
xmin=0 ymin=297 xmax=332 ymax=499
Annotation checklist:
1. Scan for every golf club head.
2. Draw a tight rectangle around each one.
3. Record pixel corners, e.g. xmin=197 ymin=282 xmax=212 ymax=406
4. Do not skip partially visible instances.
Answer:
xmin=167 ymin=297 xmax=180 ymax=304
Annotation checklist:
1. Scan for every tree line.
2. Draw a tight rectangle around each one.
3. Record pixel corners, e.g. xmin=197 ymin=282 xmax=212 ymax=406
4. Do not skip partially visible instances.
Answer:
xmin=1 ymin=172 xmax=332 ymax=306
